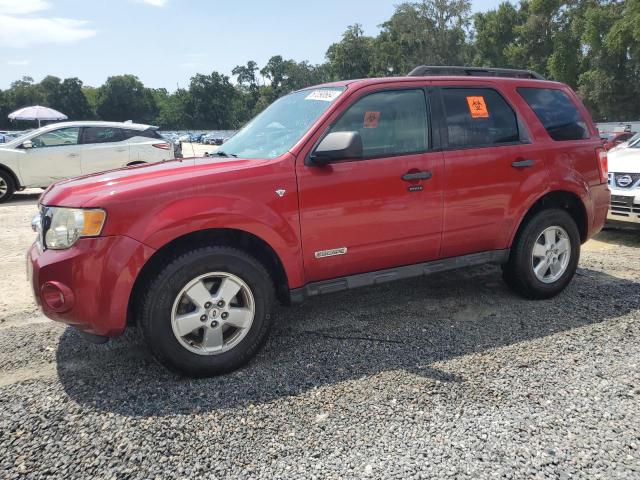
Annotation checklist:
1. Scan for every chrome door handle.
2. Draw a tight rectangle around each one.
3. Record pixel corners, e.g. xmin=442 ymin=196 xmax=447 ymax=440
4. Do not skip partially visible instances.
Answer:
xmin=402 ymin=171 xmax=432 ymax=181
xmin=512 ymin=159 xmax=535 ymax=168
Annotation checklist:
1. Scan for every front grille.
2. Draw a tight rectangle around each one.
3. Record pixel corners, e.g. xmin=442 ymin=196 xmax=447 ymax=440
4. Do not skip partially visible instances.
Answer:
xmin=611 ymin=172 xmax=640 ymax=189
xmin=610 ymin=195 xmax=640 ymax=217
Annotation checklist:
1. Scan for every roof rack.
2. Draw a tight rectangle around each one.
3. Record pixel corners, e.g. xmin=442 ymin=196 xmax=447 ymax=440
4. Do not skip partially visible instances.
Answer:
xmin=407 ymin=66 xmax=545 ymax=80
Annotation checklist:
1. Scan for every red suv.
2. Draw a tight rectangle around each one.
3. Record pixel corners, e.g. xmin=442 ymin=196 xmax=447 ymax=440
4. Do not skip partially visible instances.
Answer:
xmin=28 ymin=67 xmax=610 ymax=376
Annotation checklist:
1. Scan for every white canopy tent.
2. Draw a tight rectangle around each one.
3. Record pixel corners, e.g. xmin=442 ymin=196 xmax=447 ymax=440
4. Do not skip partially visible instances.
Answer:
xmin=8 ymin=105 xmax=67 ymax=127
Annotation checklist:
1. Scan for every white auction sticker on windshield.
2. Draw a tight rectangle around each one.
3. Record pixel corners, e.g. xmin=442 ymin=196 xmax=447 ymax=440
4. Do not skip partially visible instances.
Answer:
xmin=305 ymin=90 xmax=342 ymax=102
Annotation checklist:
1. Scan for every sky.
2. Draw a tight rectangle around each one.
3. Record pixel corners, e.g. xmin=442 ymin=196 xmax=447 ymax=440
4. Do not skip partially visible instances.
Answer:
xmin=0 ymin=0 xmax=503 ymax=91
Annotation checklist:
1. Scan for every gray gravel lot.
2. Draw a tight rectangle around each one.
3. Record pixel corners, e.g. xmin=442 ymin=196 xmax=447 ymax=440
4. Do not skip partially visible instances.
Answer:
xmin=1 ymin=191 xmax=639 ymax=479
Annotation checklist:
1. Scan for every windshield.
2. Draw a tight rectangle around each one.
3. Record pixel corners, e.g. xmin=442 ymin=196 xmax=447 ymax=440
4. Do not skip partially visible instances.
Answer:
xmin=219 ymin=87 xmax=345 ymax=159
xmin=628 ymin=133 xmax=640 ymax=148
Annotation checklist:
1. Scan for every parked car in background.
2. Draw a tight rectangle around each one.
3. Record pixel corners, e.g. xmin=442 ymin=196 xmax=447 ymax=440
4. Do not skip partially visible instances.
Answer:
xmin=202 ymin=132 xmax=231 ymax=145
xmin=608 ymin=131 xmax=640 ymax=153
xmin=178 ymin=132 xmax=201 ymax=143
xmin=28 ymin=67 xmax=609 ymax=376
xmin=0 ymin=121 xmax=176 ymax=202
xmin=607 ymin=138 xmax=640 ymax=227
xmin=0 ymin=131 xmax=22 ymax=143
xmin=160 ymin=132 xmax=183 ymax=158
xmin=602 ymin=131 xmax=636 ymax=150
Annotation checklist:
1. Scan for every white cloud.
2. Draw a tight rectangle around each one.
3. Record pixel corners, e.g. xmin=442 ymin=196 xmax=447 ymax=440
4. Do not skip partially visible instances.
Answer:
xmin=0 ymin=15 xmax=96 ymax=47
xmin=140 ymin=0 xmax=167 ymax=6
xmin=0 ymin=0 xmax=51 ymax=15
xmin=7 ymin=59 xmax=31 ymax=66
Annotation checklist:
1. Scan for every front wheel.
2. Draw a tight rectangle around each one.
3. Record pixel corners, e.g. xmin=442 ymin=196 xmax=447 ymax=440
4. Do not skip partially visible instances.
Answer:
xmin=139 ymin=246 xmax=275 ymax=377
xmin=0 ymin=170 xmax=16 ymax=203
xmin=502 ymin=209 xmax=580 ymax=299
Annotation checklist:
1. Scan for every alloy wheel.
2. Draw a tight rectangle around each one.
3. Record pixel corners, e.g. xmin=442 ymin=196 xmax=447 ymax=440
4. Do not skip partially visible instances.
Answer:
xmin=531 ymin=226 xmax=571 ymax=284
xmin=0 ymin=178 xmax=7 ymax=198
xmin=170 ymin=272 xmax=255 ymax=355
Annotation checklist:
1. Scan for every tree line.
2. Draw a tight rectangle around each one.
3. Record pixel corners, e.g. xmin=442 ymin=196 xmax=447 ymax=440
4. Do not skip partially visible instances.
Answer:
xmin=1 ymin=0 xmax=638 ymax=130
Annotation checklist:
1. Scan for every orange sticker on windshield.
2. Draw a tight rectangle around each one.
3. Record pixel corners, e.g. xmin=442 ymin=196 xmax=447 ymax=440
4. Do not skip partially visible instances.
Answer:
xmin=364 ymin=111 xmax=381 ymax=128
xmin=466 ymin=96 xmax=489 ymax=118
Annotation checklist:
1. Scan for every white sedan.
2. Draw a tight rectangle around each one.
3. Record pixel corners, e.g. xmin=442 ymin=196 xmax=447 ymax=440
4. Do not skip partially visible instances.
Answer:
xmin=0 ymin=121 xmax=176 ymax=202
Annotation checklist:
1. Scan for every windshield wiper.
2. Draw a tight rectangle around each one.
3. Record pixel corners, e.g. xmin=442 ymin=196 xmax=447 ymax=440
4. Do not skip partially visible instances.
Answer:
xmin=211 ymin=151 xmax=237 ymax=158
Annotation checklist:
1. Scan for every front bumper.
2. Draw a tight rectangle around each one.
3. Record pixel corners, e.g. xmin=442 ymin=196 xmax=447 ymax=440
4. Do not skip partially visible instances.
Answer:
xmin=607 ymin=190 xmax=640 ymax=225
xmin=27 ymin=235 xmax=156 ymax=336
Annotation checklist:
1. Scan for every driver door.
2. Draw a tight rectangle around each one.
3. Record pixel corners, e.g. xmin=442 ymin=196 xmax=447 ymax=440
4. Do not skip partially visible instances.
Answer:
xmin=18 ymin=127 xmax=82 ymax=187
xmin=296 ymin=87 xmax=444 ymax=283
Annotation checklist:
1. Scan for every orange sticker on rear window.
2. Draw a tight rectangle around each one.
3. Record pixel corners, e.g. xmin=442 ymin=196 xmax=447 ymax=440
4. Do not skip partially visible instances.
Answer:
xmin=364 ymin=111 xmax=381 ymax=128
xmin=466 ymin=96 xmax=489 ymax=118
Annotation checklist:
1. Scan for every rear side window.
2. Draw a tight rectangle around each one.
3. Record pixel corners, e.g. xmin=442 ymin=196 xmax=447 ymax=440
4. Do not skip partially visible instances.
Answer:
xmin=122 ymin=128 xmax=163 ymax=140
xmin=82 ymin=127 xmax=123 ymax=144
xmin=330 ymin=89 xmax=428 ymax=158
xmin=517 ymin=87 xmax=589 ymax=141
xmin=441 ymin=88 xmax=520 ymax=149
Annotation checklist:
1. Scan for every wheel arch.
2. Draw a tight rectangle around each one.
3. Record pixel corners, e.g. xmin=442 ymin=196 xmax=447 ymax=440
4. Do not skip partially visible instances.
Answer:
xmin=0 ymin=164 xmax=21 ymax=189
xmin=128 ymin=228 xmax=291 ymax=326
xmin=510 ymin=190 xmax=589 ymax=247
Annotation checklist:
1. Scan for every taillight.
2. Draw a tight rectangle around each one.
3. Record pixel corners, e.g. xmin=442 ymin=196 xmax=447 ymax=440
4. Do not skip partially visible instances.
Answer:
xmin=153 ymin=142 xmax=172 ymax=150
xmin=595 ymin=147 xmax=608 ymax=184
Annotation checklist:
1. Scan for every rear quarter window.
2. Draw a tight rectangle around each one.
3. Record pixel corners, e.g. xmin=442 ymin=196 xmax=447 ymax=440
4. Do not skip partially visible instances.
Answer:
xmin=122 ymin=129 xmax=163 ymax=140
xmin=517 ymin=87 xmax=590 ymax=141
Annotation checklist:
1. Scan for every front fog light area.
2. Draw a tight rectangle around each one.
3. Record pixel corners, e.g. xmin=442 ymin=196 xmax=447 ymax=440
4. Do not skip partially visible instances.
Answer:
xmin=44 ymin=208 xmax=106 ymax=250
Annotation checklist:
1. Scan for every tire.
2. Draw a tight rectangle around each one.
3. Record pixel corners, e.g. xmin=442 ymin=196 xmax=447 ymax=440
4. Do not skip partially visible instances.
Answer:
xmin=0 ymin=170 xmax=16 ymax=203
xmin=502 ymin=208 xmax=580 ymax=299
xmin=139 ymin=246 xmax=275 ymax=377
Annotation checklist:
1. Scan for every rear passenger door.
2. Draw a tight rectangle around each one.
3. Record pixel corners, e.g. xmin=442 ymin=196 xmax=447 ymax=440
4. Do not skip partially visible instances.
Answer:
xmin=80 ymin=126 xmax=130 ymax=174
xmin=435 ymin=86 xmax=548 ymax=258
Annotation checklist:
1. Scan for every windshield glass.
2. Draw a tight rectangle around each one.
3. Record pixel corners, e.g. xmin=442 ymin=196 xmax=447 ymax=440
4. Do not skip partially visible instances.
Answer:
xmin=219 ymin=87 xmax=345 ymax=159
xmin=628 ymin=132 xmax=640 ymax=148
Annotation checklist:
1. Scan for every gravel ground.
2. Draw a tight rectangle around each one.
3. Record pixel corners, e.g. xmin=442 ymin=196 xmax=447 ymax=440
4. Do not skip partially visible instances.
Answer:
xmin=1 ymin=191 xmax=639 ymax=479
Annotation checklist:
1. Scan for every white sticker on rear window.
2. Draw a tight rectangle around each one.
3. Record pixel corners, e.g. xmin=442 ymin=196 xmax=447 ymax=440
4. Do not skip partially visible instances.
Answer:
xmin=305 ymin=90 xmax=342 ymax=102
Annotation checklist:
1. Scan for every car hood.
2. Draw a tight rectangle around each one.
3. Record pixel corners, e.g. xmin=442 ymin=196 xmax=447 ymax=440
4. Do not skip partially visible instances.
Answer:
xmin=41 ymin=156 xmax=265 ymax=207
xmin=608 ymin=148 xmax=640 ymax=173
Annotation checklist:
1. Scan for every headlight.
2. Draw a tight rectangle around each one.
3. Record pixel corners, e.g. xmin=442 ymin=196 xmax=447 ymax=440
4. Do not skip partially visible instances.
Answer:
xmin=44 ymin=207 xmax=106 ymax=250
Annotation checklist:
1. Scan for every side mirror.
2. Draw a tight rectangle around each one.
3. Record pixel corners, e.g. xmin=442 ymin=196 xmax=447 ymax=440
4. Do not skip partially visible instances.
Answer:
xmin=308 ymin=131 xmax=363 ymax=166
xmin=22 ymin=140 xmax=33 ymax=149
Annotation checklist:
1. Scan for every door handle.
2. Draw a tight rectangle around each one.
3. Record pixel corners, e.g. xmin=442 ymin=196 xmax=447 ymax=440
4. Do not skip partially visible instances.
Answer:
xmin=401 ymin=171 xmax=432 ymax=181
xmin=68 ymin=153 xmax=79 ymax=158
xmin=512 ymin=159 xmax=535 ymax=168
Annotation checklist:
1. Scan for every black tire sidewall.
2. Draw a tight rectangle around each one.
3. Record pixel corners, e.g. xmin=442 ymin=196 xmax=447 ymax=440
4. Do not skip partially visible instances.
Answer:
xmin=0 ymin=170 xmax=16 ymax=203
xmin=508 ymin=209 xmax=581 ymax=298
xmin=140 ymin=247 xmax=274 ymax=376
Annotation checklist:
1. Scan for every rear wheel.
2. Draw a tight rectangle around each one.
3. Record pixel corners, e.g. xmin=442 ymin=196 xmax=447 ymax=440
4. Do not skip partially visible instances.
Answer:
xmin=0 ymin=170 xmax=16 ymax=203
xmin=139 ymin=246 xmax=275 ymax=377
xmin=502 ymin=209 xmax=580 ymax=299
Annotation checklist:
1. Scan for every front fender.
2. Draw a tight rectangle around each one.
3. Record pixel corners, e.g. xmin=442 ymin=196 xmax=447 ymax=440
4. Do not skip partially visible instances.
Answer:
xmin=129 ymin=193 xmax=304 ymax=288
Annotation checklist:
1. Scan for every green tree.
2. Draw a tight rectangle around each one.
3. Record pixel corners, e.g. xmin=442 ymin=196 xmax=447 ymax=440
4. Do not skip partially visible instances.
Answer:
xmin=154 ymin=88 xmax=192 ymax=129
xmin=578 ymin=0 xmax=640 ymax=120
xmin=373 ymin=0 xmax=472 ymax=76
xmin=326 ymin=24 xmax=375 ymax=80
xmin=473 ymin=2 xmax=526 ymax=68
xmin=232 ymin=60 xmax=261 ymax=120
xmin=40 ymin=76 xmax=93 ymax=120
xmin=6 ymin=77 xmax=44 ymax=109
xmin=186 ymin=71 xmax=238 ymax=128
xmin=96 ymin=75 xmax=158 ymax=124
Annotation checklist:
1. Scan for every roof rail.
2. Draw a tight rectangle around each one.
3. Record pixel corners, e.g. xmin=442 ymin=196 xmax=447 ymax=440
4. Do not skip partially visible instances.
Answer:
xmin=407 ymin=65 xmax=545 ymax=80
